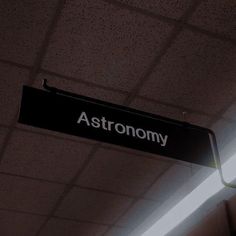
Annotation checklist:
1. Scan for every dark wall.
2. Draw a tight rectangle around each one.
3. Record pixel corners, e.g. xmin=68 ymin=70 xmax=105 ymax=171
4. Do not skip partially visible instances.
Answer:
xmin=188 ymin=195 xmax=236 ymax=236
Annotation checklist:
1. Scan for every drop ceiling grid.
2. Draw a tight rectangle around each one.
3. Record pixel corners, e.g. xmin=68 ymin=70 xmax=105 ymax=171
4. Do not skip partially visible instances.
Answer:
xmin=99 ymin=164 xmax=174 ymax=235
xmin=0 ymin=0 xmax=68 ymax=165
xmin=138 ymin=31 xmax=236 ymax=116
xmin=41 ymin=0 xmax=176 ymax=92
xmin=0 ymin=0 xmax=235 ymax=236
xmin=101 ymin=3 xmax=230 ymax=235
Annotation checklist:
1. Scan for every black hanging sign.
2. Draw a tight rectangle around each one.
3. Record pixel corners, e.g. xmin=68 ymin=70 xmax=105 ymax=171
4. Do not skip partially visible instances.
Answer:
xmin=18 ymin=86 xmax=215 ymax=168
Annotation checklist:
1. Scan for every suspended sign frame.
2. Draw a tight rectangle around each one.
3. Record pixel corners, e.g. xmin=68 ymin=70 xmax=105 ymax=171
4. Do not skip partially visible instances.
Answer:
xmin=18 ymin=80 xmax=235 ymax=188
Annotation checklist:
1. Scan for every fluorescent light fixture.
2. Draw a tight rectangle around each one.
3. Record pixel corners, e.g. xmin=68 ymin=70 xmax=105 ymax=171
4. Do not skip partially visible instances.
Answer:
xmin=141 ymin=154 xmax=236 ymax=236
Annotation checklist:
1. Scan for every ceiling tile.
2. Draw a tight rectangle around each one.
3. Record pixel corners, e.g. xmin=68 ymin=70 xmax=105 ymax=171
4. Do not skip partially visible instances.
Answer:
xmin=100 ymin=143 xmax=178 ymax=165
xmin=139 ymin=30 xmax=236 ymax=114
xmin=117 ymin=199 xmax=159 ymax=228
xmin=0 ymin=174 xmax=64 ymax=214
xmin=185 ymin=113 xmax=212 ymax=127
xmin=145 ymin=164 xmax=191 ymax=201
xmin=77 ymin=148 xmax=170 ymax=196
xmin=189 ymin=0 xmax=236 ymax=40
xmin=118 ymin=0 xmax=192 ymax=19
xmin=40 ymin=218 xmax=108 ymax=236
xmin=130 ymin=97 xmax=184 ymax=120
xmin=16 ymin=124 xmax=96 ymax=146
xmin=0 ymin=63 xmax=29 ymax=125
xmin=105 ymin=226 xmax=131 ymax=236
xmin=130 ymin=97 xmax=211 ymax=126
xmin=0 ymin=130 xmax=92 ymax=183
xmin=223 ymin=102 xmax=236 ymax=121
xmin=42 ymin=0 xmax=173 ymax=91
xmin=35 ymin=73 xmax=126 ymax=104
xmin=0 ymin=127 xmax=8 ymax=150
xmin=0 ymin=210 xmax=45 ymax=236
xmin=55 ymin=187 xmax=133 ymax=224
xmin=0 ymin=0 xmax=58 ymax=65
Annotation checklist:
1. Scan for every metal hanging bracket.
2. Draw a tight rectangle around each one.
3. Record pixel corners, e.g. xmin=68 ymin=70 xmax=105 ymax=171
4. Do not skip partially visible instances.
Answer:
xmin=42 ymin=79 xmax=59 ymax=93
xmin=208 ymin=129 xmax=236 ymax=188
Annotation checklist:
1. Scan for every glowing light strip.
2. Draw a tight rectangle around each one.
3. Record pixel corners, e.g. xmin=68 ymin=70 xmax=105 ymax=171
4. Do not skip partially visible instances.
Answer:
xmin=141 ymin=154 xmax=236 ymax=236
